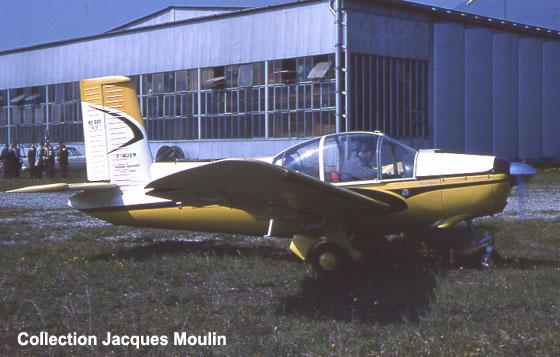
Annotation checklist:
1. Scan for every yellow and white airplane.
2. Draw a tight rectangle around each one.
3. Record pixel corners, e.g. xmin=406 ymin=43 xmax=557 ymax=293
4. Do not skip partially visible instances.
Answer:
xmin=10 ymin=76 xmax=536 ymax=276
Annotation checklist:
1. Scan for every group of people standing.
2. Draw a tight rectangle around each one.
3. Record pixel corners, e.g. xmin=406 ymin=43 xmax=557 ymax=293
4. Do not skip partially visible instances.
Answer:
xmin=1 ymin=142 xmax=69 ymax=179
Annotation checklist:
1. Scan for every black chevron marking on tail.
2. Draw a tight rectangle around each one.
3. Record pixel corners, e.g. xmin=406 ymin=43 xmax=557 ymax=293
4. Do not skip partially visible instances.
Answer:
xmin=93 ymin=107 xmax=144 ymax=154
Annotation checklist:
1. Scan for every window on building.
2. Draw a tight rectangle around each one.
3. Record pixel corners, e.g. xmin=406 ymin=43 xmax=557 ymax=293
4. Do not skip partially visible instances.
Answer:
xmin=176 ymin=70 xmax=188 ymax=92
xmin=152 ymin=73 xmax=164 ymax=94
xmin=5 ymin=54 xmax=340 ymax=144
xmin=202 ymin=67 xmax=225 ymax=90
xmin=307 ymin=61 xmax=332 ymax=81
xmin=163 ymin=71 xmax=175 ymax=93
xmin=54 ymin=84 xmax=65 ymax=103
xmin=238 ymin=64 xmax=253 ymax=87
xmin=269 ymin=59 xmax=296 ymax=84
xmin=130 ymin=75 xmax=141 ymax=93
xmin=269 ymin=54 xmax=336 ymax=138
xmin=10 ymin=88 xmax=26 ymax=105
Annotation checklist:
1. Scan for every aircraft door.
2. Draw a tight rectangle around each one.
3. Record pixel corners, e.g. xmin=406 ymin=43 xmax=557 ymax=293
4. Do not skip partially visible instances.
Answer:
xmin=379 ymin=137 xmax=416 ymax=180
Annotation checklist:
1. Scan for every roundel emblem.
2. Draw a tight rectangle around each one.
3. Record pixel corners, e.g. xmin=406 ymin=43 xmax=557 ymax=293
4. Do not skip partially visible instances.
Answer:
xmin=401 ymin=189 xmax=410 ymax=198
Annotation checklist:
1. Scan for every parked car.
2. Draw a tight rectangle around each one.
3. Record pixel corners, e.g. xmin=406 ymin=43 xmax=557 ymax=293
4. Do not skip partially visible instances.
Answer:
xmin=19 ymin=145 xmax=86 ymax=173
xmin=65 ymin=146 xmax=86 ymax=171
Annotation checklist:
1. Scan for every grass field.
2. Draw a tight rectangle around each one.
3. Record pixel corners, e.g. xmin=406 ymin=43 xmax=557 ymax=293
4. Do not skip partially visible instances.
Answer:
xmin=0 ymin=169 xmax=559 ymax=355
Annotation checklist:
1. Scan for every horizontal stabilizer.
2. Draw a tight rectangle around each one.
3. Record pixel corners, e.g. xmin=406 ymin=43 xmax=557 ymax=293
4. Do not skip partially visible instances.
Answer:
xmin=7 ymin=182 xmax=117 ymax=193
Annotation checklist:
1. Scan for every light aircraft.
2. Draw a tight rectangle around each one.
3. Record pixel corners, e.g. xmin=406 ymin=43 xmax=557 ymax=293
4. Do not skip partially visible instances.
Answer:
xmin=10 ymin=76 xmax=536 ymax=277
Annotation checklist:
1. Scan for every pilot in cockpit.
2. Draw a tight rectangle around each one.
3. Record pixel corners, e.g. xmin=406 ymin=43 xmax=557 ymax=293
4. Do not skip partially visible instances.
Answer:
xmin=340 ymin=141 xmax=377 ymax=182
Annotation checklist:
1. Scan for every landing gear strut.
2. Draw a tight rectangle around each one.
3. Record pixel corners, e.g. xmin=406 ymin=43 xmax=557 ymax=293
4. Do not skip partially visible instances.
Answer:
xmin=466 ymin=220 xmax=495 ymax=268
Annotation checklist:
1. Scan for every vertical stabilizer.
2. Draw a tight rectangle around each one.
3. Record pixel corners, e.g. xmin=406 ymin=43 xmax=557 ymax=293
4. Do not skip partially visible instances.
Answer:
xmin=80 ymin=76 xmax=152 ymax=186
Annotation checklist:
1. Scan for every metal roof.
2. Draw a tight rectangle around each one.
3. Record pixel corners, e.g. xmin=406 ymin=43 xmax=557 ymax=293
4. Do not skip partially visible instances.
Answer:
xmin=394 ymin=0 xmax=560 ymax=40
xmin=1 ymin=0 xmax=559 ymax=57
xmin=0 ymin=0 xmax=323 ymax=56
xmin=107 ymin=5 xmax=248 ymax=33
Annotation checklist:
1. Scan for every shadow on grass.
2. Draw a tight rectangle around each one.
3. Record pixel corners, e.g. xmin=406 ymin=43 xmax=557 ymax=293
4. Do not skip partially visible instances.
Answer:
xmin=278 ymin=231 xmax=560 ymax=325
xmin=278 ymin=239 xmax=440 ymax=325
xmin=90 ymin=232 xmax=560 ymax=326
xmin=90 ymin=239 xmax=298 ymax=263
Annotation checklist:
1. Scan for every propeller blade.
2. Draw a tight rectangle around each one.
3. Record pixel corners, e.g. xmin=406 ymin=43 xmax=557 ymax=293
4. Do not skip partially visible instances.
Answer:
xmin=508 ymin=162 xmax=535 ymax=223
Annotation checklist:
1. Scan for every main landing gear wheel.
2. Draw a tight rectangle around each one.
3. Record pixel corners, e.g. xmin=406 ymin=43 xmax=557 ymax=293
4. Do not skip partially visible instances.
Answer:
xmin=308 ymin=241 xmax=351 ymax=278
xmin=466 ymin=220 xmax=495 ymax=269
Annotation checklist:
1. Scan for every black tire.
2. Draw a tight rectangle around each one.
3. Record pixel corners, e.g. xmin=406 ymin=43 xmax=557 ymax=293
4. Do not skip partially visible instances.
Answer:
xmin=308 ymin=241 xmax=351 ymax=278
xmin=170 ymin=145 xmax=186 ymax=160
xmin=155 ymin=145 xmax=171 ymax=162
xmin=155 ymin=145 xmax=186 ymax=162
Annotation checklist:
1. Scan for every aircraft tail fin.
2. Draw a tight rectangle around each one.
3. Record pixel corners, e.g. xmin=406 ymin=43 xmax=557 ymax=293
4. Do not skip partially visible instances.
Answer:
xmin=80 ymin=76 xmax=152 ymax=186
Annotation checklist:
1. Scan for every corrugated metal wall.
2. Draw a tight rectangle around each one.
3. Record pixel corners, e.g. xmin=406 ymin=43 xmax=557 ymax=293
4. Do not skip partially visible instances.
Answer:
xmin=433 ymin=22 xmax=560 ymax=161
xmin=347 ymin=8 xmax=431 ymax=61
xmin=0 ymin=1 xmax=334 ymax=89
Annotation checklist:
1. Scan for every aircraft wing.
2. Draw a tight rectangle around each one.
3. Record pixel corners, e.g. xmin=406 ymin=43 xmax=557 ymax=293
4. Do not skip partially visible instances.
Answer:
xmin=145 ymin=159 xmax=407 ymax=221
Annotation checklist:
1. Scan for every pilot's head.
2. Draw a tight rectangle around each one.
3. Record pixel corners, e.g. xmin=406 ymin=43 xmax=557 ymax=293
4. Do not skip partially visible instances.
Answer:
xmin=357 ymin=142 xmax=373 ymax=161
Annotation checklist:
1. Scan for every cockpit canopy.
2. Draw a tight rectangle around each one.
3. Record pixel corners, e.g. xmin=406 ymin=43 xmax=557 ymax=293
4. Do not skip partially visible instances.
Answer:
xmin=272 ymin=132 xmax=417 ymax=183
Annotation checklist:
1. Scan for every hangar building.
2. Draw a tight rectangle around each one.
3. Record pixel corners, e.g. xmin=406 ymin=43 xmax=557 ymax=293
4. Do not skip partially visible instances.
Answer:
xmin=0 ymin=0 xmax=559 ymax=162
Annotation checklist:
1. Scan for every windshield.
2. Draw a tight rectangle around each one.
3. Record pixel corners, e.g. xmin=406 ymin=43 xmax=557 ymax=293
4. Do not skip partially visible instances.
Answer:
xmin=272 ymin=138 xmax=321 ymax=179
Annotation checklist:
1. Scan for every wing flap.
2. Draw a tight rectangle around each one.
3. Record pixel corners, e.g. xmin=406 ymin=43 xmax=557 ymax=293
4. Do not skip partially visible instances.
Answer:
xmin=145 ymin=159 xmax=406 ymax=220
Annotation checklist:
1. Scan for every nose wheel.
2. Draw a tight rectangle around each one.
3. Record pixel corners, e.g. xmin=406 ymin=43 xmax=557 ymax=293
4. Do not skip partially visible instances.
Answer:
xmin=467 ymin=220 xmax=495 ymax=268
xmin=308 ymin=241 xmax=351 ymax=278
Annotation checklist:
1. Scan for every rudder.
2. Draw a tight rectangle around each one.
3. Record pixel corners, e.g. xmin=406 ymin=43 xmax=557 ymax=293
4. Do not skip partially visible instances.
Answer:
xmin=80 ymin=76 xmax=152 ymax=186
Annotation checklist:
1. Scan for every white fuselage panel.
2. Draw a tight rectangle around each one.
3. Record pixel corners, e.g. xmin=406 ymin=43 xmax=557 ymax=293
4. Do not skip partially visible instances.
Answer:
xmin=415 ymin=152 xmax=495 ymax=177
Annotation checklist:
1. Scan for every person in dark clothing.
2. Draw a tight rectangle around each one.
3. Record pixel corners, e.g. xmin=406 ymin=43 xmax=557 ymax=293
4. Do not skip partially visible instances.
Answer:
xmin=27 ymin=144 xmax=37 ymax=178
xmin=11 ymin=143 xmax=21 ymax=178
xmin=35 ymin=143 xmax=44 ymax=179
xmin=7 ymin=144 xmax=18 ymax=179
xmin=1 ymin=144 xmax=10 ymax=179
xmin=57 ymin=143 xmax=69 ymax=179
xmin=44 ymin=142 xmax=55 ymax=178
xmin=340 ymin=141 xmax=378 ymax=182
